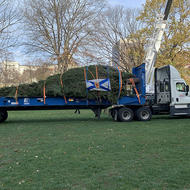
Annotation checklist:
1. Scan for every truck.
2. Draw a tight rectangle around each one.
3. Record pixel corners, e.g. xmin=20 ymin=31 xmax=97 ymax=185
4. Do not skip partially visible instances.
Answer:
xmin=0 ymin=0 xmax=189 ymax=123
xmin=110 ymin=63 xmax=190 ymax=122
xmin=110 ymin=0 xmax=190 ymax=121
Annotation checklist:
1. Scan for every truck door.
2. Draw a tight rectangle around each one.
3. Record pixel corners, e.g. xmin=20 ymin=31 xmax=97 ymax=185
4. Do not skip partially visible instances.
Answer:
xmin=170 ymin=80 xmax=190 ymax=116
xmin=173 ymin=81 xmax=190 ymax=105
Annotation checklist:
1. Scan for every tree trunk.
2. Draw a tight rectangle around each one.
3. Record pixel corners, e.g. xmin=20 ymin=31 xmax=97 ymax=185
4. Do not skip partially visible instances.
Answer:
xmin=57 ymin=57 xmax=69 ymax=74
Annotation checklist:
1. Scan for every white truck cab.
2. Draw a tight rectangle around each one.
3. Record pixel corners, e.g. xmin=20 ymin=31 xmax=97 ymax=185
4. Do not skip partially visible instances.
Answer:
xmin=154 ymin=65 xmax=190 ymax=116
xmin=170 ymin=66 xmax=190 ymax=116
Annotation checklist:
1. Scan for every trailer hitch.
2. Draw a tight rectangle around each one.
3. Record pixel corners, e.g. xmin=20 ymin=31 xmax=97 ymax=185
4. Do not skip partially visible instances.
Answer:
xmin=74 ymin=109 xmax=80 ymax=114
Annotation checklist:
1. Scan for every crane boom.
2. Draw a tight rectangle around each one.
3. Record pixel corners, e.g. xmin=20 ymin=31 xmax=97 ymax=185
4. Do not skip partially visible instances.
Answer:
xmin=164 ymin=0 xmax=173 ymax=20
xmin=144 ymin=0 xmax=173 ymax=94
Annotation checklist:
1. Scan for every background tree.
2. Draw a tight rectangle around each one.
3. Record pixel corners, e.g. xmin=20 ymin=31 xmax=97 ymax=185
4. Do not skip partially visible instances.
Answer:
xmin=0 ymin=0 xmax=21 ymax=86
xmin=137 ymin=0 xmax=190 ymax=83
xmin=89 ymin=6 xmax=144 ymax=72
xmin=0 ymin=0 xmax=19 ymax=50
xmin=23 ymin=0 xmax=105 ymax=73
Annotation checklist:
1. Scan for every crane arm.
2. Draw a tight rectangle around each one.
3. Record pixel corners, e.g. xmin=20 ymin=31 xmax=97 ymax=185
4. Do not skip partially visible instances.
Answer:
xmin=144 ymin=0 xmax=173 ymax=94
xmin=164 ymin=0 xmax=173 ymax=20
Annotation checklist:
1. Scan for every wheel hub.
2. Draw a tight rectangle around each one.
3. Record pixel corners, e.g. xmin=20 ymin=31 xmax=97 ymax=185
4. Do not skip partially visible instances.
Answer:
xmin=141 ymin=110 xmax=149 ymax=120
xmin=122 ymin=111 xmax=131 ymax=120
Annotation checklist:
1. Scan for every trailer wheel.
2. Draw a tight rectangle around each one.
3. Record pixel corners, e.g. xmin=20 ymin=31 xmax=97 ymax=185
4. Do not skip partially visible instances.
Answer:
xmin=109 ymin=109 xmax=118 ymax=121
xmin=0 ymin=110 xmax=8 ymax=123
xmin=110 ymin=109 xmax=115 ymax=120
xmin=92 ymin=108 xmax=102 ymax=119
xmin=118 ymin=108 xmax=134 ymax=122
xmin=135 ymin=107 xmax=152 ymax=121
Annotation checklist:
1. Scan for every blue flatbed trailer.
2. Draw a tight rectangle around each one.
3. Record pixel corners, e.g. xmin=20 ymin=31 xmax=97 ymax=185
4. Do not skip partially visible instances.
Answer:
xmin=0 ymin=64 xmax=148 ymax=122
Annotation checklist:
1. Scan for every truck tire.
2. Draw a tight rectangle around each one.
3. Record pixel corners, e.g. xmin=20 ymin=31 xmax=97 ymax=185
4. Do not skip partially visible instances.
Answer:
xmin=118 ymin=107 xmax=134 ymax=122
xmin=0 ymin=110 xmax=8 ymax=123
xmin=135 ymin=107 xmax=152 ymax=121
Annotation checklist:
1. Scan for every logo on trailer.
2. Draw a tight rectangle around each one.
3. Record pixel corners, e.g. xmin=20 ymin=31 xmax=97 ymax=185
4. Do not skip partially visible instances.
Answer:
xmin=24 ymin=98 xmax=30 ymax=105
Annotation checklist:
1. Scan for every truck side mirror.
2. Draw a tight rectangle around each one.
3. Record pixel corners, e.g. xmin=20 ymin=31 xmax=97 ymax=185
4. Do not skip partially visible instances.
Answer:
xmin=186 ymin=85 xmax=189 ymax=96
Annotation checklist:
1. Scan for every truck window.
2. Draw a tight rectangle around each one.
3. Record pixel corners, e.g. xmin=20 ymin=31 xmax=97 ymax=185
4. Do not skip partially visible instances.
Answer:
xmin=165 ymin=81 xmax=169 ymax=92
xmin=160 ymin=82 xmax=164 ymax=92
xmin=176 ymin=82 xmax=186 ymax=92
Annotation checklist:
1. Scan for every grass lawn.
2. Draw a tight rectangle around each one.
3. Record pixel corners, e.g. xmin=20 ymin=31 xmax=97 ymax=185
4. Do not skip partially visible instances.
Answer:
xmin=0 ymin=110 xmax=190 ymax=190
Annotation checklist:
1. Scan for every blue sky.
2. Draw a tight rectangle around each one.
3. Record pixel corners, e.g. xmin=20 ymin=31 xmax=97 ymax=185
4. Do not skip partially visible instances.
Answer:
xmin=108 ymin=0 xmax=146 ymax=8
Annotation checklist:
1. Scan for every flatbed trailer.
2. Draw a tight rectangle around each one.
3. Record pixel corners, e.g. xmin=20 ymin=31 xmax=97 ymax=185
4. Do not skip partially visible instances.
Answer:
xmin=0 ymin=63 xmax=189 ymax=123
xmin=0 ymin=64 xmax=147 ymax=123
xmin=1 ymin=0 xmax=189 ymax=123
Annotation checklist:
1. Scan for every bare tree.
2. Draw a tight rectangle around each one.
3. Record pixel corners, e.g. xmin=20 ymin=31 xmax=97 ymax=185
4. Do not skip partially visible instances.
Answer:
xmin=0 ymin=50 xmax=12 ymax=86
xmin=0 ymin=0 xmax=21 ymax=86
xmin=23 ymin=0 xmax=106 ymax=73
xmin=90 ymin=6 xmax=144 ymax=72
xmin=0 ymin=0 xmax=20 ymax=51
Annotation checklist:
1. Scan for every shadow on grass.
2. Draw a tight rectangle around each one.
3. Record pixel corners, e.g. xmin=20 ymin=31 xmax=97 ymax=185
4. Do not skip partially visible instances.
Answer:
xmin=152 ymin=115 xmax=190 ymax=120
xmin=3 ymin=117 xmax=112 ymax=125
xmin=3 ymin=115 xmax=190 ymax=126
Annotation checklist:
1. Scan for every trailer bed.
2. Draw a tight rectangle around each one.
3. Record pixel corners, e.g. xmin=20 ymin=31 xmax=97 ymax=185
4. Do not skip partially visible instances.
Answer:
xmin=0 ymin=97 xmax=112 ymax=111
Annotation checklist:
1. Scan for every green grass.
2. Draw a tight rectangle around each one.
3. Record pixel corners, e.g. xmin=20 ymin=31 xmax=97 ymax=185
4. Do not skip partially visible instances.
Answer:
xmin=0 ymin=110 xmax=190 ymax=190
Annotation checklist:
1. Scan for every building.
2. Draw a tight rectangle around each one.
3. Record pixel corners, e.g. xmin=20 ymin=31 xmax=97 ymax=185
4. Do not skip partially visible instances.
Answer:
xmin=1 ymin=61 xmax=58 ymax=75
xmin=112 ymin=38 xmax=144 ymax=71
xmin=0 ymin=60 xmax=77 ymax=87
